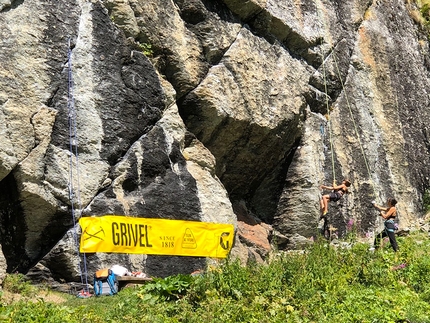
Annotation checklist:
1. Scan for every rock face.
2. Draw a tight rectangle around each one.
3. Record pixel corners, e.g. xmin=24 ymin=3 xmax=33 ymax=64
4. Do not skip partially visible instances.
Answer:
xmin=0 ymin=0 xmax=430 ymax=284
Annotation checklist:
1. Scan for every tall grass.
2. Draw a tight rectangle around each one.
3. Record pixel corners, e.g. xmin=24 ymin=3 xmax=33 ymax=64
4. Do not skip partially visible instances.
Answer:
xmin=2 ymin=232 xmax=430 ymax=322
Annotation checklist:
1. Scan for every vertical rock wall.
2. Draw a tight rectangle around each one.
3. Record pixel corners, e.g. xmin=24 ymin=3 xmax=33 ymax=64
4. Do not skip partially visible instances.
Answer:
xmin=0 ymin=0 xmax=429 ymax=282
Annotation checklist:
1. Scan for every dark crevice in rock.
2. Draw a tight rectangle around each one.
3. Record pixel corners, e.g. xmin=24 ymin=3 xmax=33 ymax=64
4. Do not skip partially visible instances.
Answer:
xmin=46 ymin=86 xmax=60 ymax=109
xmin=0 ymin=172 xmax=28 ymax=273
xmin=0 ymin=170 xmax=74 ymax=273
xmin=249 ymin=137 xmax=301 ymax=224
xmin=0 ymin=0 xmax=23 ymax=13
xmin=175 ymin=0 xmax=241 ymax=26
xmin=29 ymin=111 xmax=39 ymax=149
xmin=36 ymin=209 xmax=75 ymax=264
xmin=0 ymin=175 xmax=70 ymax=275
xmin=175 ymin=0 xmax=208 ymax=25
xmin=304 ymin=85 xmax=332 ymax=115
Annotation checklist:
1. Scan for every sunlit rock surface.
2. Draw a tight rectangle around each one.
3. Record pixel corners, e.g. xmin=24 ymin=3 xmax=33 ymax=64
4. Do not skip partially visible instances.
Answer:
xmin=0 ymin=0 xmax=429 ymax=284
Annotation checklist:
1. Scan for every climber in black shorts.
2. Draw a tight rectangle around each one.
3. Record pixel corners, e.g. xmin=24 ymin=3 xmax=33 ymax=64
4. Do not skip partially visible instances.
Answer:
xmin=320 ymin=179 xmax=351 ymax=216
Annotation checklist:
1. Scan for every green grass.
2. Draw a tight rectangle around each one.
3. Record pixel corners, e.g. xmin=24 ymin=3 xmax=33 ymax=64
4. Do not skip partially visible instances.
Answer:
xmin=2 ymin=232 xmax=430 ymax=322
xmin=423 ymin=189 xmax=430 ymax=213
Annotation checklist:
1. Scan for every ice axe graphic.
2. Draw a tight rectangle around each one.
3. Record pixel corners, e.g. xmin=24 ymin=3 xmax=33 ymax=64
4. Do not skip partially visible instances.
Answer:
xmin=83 ymin=226 xmax=105 ymax=241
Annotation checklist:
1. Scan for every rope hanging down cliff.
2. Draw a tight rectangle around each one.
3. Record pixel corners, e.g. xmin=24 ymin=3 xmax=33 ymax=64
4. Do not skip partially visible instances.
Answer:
xmin=331 ymin=53 xmax=378 ymax=199
xmin=321 ymin=49 xmax=336 ymax=184
xmin=67 ymin=38 xmax=90 ymax=297
xmin=315 ymin=1 xmax=379 ymax=203
xmin=320 ymin=49 xmax=380 ymax=207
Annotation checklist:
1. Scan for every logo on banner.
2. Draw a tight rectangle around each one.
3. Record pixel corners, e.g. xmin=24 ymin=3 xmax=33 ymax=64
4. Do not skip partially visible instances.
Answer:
xmin=182 ymin=228 xmax=197 ymax=249
xmin=219 ymin=232 xmax=231 ymax=250
xmin=83 ymin=226 xmax=106 ymax=242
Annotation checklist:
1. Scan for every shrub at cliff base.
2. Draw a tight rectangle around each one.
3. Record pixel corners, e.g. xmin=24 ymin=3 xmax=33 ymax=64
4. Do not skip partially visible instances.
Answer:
xmin=1 ymin=232 xmax=430 ymax=322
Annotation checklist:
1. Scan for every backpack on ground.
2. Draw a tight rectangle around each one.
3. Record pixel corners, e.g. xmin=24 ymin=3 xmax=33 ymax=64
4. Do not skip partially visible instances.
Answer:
xmin=93 ymin=268 xmax=118 ymax=296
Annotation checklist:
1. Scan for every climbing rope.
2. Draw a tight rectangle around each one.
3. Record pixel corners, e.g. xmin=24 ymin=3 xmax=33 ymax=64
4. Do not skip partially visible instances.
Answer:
xmin=315 ymin=1 xmax=386 ymax=240
xmin=330 ymin=45 xmax=389 ymax=239
xmin=67 ymin=38 xmax=90 ymax=297
xmin=315 ymin=0 xmax=337 ymax=186
xmin=321 ymin=52 xmax=336 ymax=184
xmin=331 ymin=52 xmax=379 ymax=201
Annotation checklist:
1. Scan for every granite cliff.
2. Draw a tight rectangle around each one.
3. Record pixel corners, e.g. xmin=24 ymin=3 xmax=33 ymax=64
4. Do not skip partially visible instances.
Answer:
xmin=0 ymin=0 xmax=430 ymax=285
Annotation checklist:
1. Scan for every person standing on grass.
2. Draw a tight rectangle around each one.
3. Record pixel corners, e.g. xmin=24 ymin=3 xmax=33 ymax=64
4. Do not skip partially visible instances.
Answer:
xmin=373 ymin=198 xmax=399 ymax=252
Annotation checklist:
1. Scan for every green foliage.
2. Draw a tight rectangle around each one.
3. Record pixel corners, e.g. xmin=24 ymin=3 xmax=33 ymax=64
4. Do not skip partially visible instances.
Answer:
xmin=139 ymin=274 xmax=193 ymax=301
xmin=423 ymin=188 xmax=430 ymax=213
xmin=136 ymin=42 xmax=153 ymax=57
xmin=3 ymin=233 xmax=430 ymax=322
xmin=420 ymin=1 xmax=430 ymax=22
xmin=2 ymin=273 xmax=37 ymax=297
xmin=416 ymin=0 xmax=430 ymax=31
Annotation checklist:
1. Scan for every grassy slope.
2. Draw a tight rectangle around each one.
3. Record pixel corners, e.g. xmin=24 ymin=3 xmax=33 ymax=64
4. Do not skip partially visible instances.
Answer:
xmin=1 ymin=232 xmax=430 ymax=322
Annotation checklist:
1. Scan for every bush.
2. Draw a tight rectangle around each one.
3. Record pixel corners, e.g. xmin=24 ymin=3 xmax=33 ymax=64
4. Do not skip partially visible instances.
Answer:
xmin=2 ymin=273 xmax=36 ymax=297
xmin=423 ymin=189 xmax=430 ymax=213
xmin=140 ymin=274 xmax=193 ymax=301
xmin=3 ymin=232 xmax=430 ymax=322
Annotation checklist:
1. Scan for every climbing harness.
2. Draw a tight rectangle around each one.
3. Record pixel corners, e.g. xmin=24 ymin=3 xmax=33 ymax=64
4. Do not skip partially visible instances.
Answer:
xmin=67 ymin=37 xmax=91 ymax=297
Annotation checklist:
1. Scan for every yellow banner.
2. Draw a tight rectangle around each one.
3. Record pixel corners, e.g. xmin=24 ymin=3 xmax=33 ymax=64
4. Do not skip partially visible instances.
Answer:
xmin=79 ymin=216 xmax=234 ymax=258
